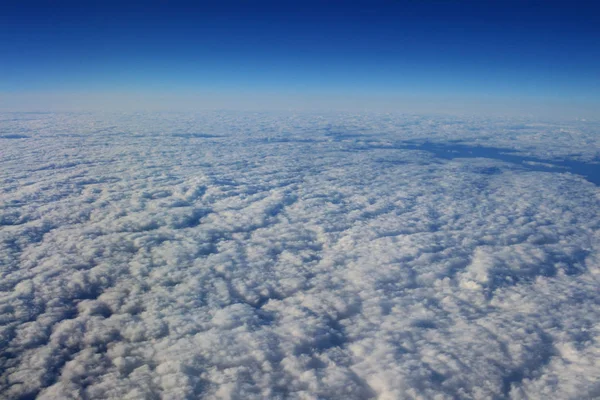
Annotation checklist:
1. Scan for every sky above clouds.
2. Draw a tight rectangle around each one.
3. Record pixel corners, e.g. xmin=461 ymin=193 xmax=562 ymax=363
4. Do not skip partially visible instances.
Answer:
xmin=1 ymin=1 xmax=600 ymax=399
xmin=1 ymin=0 xmax=599 ymax=116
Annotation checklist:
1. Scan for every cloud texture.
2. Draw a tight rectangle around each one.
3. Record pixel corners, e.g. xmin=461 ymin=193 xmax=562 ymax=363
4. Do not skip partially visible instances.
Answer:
xmin=1 ymin=112 xmax=599 ymax=399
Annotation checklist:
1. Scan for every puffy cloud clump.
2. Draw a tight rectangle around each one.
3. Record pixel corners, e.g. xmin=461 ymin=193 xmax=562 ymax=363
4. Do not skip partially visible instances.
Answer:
xmin=1 ymin=112 xmax=599 ymax=399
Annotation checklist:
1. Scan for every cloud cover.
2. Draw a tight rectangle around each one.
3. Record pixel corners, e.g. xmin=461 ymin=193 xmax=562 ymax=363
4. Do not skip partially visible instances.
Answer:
xmin=1 ymin=112 xmax=599 ymax=399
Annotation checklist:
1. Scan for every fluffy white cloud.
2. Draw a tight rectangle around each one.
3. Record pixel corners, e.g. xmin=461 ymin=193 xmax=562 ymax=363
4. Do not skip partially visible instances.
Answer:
xmin=0 ymin=112 xmax=599 ymax=399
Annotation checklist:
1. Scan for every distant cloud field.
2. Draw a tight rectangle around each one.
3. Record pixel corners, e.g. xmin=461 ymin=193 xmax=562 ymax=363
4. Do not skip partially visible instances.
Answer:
xmin=1 ymin=112 xmax=599 ymax=399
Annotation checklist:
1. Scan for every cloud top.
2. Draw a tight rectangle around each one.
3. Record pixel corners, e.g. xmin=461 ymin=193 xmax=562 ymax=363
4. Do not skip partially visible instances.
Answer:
xmin=1 ymin=112 xmax=599 ymax=399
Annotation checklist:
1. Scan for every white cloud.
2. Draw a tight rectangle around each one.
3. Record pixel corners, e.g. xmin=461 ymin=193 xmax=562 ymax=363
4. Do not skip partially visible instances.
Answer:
xmin=1 ymin=112 xmax=599 ymax=399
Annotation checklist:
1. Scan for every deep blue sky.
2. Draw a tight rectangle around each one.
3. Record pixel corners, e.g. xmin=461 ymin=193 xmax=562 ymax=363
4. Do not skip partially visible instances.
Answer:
xmin=1 ymin=0 xmax=599 ymax=115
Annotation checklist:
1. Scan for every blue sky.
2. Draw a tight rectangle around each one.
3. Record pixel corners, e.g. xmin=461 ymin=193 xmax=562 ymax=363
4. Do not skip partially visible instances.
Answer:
xmin=1 ymin=0 xmax=599 ymax=115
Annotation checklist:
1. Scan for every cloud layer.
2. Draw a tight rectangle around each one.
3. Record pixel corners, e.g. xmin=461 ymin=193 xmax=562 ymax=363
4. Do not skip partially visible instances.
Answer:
xmin=1 ymin=112 xmax=599 ymax=399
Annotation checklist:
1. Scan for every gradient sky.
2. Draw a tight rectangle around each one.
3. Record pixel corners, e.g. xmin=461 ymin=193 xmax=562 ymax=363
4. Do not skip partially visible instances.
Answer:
xmin=1 ymin=0 xmax=599 ymax=116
